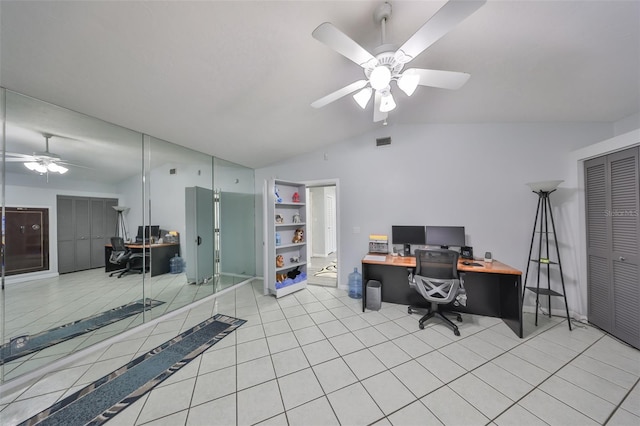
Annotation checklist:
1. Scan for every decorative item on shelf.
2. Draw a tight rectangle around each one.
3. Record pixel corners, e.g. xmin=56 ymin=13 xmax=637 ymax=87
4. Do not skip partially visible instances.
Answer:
xmin=287 ymin=266 xmax=302 ymax=279
xmin=292 ymin=214 xmax=301 ymax=223
xmin=292 ymin=228 xmax=304 ymax=243
xmin=275 ymin=187 xmax=283 ymax=203
xmin=290 ymin=256 xmax=300 ymax=263
xmin=276 ymin=255 xmax=284 ymax=268
xmin=275 ymin=214 xmax=284 ymax=223
xmin=276 ymin=273 xmax=288 ymax=283
xmin=275 ymin=232 xmax=282 ymax=246
xmin=292 ymin=192 xmax=300 ymax=202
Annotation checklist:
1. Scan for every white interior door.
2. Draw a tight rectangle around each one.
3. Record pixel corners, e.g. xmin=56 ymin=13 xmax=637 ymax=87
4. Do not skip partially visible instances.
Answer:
xmin=326 ymin=193 xmax=336 ymax=253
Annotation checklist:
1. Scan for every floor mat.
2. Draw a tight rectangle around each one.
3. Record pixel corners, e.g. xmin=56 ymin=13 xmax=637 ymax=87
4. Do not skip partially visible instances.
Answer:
xmin=1 ymin=298 xmax=164 ymax=365
xmin=19 ymin=313 xmax=245 ymax=426
xmin=313 ymin=261 xmax=337 ymax=278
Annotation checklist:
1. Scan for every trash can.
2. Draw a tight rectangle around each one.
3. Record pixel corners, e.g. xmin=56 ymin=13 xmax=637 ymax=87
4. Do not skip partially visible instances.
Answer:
xmin=366 ymin=280 xmax=382 ymax=311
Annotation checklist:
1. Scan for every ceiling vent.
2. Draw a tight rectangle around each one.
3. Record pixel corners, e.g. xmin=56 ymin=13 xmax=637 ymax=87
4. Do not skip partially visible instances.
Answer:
xmin=376 ymin=137 xmax=391 ymax=146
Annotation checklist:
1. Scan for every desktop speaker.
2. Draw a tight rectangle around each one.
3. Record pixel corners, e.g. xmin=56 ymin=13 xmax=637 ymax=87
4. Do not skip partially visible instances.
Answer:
xmin=461 ymin=246 xmax=473 ymax=259
xmin=484 ymin=251 xmax=493 ymax=263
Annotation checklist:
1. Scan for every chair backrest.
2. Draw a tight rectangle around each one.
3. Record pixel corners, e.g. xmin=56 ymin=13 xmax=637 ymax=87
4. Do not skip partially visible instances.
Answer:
xmin=414 ymin=249 xmax=459 ymax=280
xmin=412 ymin=249 xmax=460 ymax=304
xmin=109 ymin=236 xmax=130 ymax=265
xmin=111 ymin=237 xmax=127 ymax=252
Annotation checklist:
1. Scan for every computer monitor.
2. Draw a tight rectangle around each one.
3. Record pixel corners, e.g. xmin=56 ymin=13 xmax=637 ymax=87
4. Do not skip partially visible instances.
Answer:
xmin=136 ymin=225 xmax=160 ymax=242
xmin=392 ymin=225 xmax=426 ymax=256
xmin=425 ymin=226 xmax=465 ymax=249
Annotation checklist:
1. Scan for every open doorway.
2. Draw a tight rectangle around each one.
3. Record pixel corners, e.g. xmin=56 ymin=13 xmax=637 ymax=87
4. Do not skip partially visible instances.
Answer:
xmin=305 ymin=182 xmax=338 ymax=287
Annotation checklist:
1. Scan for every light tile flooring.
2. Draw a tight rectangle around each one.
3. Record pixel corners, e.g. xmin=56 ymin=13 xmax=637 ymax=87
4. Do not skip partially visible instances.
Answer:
xmin=1 ymin=280 xmax=639 ymax=426
xmin=1 ymin=268 xmax=242 ymax=381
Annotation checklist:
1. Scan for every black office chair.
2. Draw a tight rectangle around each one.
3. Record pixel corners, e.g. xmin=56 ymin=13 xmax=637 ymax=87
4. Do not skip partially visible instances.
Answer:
xmin=408 ymin=249 xmax=467 ymax=336
xmin=109 ymin=237 xmax=146 ymax=278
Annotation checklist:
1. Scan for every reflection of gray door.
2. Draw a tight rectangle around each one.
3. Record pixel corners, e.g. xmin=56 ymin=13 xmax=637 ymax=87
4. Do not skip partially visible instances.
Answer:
xmin=185 ymin=187 xmax=214 ymax=284
xmin=57 ymin=196 xmax=119 ymax=273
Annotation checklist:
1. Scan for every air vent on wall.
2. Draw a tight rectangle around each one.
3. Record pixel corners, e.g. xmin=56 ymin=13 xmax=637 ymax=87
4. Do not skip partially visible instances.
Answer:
xmin=376 ymin=137 xmax=391 ymax=146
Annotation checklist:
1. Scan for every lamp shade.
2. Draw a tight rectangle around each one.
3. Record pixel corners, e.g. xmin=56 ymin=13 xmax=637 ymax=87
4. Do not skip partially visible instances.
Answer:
xmin=526 ymin=180 xmax=564 ymax=192
xmin=379 ymin=92 xmax=396 ymax=113
xmin=398 ymin=72 xmax=420 ymax=96
xmin=353 ymin=87 xmax=372 ymax=109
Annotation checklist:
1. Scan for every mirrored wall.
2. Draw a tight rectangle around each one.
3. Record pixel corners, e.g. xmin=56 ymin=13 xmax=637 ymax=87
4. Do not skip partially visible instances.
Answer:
xmin=0 ymin=88 xmax=255 ymax=383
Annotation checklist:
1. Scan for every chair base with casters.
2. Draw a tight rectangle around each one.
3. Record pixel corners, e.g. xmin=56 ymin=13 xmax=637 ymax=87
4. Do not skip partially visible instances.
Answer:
xmin=108 ymin=236 xmax=147 ymax=278
xmin=109 ymin=256 xmax=145 ymax=278
xmin=407 ymin=303 xmax=462 ymax=335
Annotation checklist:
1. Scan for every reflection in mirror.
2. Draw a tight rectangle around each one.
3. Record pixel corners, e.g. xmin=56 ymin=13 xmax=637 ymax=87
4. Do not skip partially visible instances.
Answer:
xmin=0 ymin=90 xmax=146 ymax=382
xmin=214 ymin=157 xmax=256 ymax=289
xmin=143 ymin=136 xmax=216 ymax=320
xmin=0 ymin=89 xmax=258 ymax=385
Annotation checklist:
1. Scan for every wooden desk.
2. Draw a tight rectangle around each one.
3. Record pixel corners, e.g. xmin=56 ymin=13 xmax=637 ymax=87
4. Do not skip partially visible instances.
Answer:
xmin=362 ymin=254 xmax=523 ymax=338
xmin=105 ymin=243 xmax=180 ymax=277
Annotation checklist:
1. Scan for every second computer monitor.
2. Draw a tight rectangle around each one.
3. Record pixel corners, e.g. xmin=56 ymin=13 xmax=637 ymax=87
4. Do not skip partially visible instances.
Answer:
xmin=425 ymin=226 xmax=465 ymax=249
xmin=392 ymin=225 xmax=426 ymax=256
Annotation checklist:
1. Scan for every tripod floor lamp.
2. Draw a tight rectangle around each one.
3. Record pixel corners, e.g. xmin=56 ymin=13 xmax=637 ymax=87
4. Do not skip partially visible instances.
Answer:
xmin=523 ymin=180 xmax=571 ymax=331
xmin=113 ymin=206 xmax=129 ymax=242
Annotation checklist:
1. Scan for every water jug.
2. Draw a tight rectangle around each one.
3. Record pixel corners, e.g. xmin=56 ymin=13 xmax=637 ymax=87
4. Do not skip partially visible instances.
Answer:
xmin=170 ymin=253 xmax=183 ymax=274
xmin=348 ymin=267 xmax=362 ymax=299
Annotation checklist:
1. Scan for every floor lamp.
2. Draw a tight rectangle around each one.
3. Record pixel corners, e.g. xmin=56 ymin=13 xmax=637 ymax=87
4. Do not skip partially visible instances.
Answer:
xmin=113 ymin=206 xmax=129 ymax=241
xmin=523 ymin=180 xmax=571 ymax=331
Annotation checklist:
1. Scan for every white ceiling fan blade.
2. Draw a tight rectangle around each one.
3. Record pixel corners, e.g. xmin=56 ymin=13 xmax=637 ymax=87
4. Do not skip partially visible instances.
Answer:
xmin=311 ymin=80 xmax=368 ymax=108
xmin=4 ymin=153 xmax=36 ymax=162
xmin=408 ymin=68 xmax=471 ymax=90
xmin=373 ymin=91 xmax=388 ymax=123
xmin=396 ymin=0 xmax=486 ymax=62
xmin=312 ymin=22 xmax=376 ymax=67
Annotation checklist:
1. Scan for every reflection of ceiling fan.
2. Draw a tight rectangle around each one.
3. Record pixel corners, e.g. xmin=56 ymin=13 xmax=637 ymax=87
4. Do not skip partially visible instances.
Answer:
xmin=311 ymin=0 xmax=485 ymax=122
xmin=5 ymin=134 xmax=75 ymax=174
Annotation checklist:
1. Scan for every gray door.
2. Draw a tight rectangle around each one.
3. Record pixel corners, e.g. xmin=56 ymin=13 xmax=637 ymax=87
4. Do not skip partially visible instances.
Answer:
xmin=57 ymin=196 xmax=75 ymax=273
xmin=58 ymin=196 xmax=119 ymax=273
xmin=75 ymin=198 xmax=92 ymax=270
xmin=585 ymin=146 xmax=640 ymax=348
xmin=185 ymin=187 xmax=214 ymax=284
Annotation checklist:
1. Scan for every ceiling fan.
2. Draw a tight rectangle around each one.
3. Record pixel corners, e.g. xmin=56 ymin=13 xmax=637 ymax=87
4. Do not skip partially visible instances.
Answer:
xmin=311 ymin=0 xmax=486 ymax=122
xmin=5 ymin=134 xmax=74 ymax=175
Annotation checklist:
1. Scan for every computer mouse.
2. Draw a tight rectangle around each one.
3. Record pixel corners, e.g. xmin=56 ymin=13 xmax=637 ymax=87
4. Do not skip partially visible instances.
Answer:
xmin=462 ymin=261 xmax=471 ymax=266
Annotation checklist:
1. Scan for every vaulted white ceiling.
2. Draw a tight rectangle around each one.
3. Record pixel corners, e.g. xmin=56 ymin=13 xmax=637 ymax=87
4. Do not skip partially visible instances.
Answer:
xmin=1 ymin=0 xmax=638 ymax=169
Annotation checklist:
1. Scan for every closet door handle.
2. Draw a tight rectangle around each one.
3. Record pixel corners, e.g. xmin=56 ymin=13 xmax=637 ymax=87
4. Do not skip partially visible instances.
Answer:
xmin=619 ymin=256 xmax=626 ymax=261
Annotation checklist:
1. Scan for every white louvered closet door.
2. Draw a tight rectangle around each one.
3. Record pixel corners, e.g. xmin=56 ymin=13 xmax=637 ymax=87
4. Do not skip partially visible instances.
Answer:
xmin=585 ymin=146 xmax=640 ymax=349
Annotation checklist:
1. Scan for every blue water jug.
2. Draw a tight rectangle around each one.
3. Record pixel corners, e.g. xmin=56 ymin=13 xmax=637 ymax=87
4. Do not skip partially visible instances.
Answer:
xmin=348 ymin=267 xmax=362 ymax=299
xmin=170 ymin=254 xmax=183 ymax=274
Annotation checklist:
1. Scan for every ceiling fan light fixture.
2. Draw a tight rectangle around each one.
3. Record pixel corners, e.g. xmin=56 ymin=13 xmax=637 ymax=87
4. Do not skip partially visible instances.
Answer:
xmin=25 ymin=162 xmax=45 ymax=173
xmin=379 ymin=92 xmax=396 ymax=113
xmin=369 ymin=66 xmax=391 ymax=90
xmin=48 ymin=163 xmax=69 ymax=174
xmin=353 ymin=87 xmax=373 ymax=109
xmin=398 ymin=72 xmax=420 ymax=96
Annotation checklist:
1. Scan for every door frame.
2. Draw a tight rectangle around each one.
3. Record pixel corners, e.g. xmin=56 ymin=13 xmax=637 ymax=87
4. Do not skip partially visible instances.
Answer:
xmin=571 ymin=129 xmax=640 ymax=322
xmin=302 ymin=178 xmax=342 ymax=289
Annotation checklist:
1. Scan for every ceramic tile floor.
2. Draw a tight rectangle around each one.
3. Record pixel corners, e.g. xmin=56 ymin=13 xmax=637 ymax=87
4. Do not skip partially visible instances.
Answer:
xmin=1 ymin=269 xmax=242 ymax=381
xmin=1 ymin=280 xmax=639 ymax=426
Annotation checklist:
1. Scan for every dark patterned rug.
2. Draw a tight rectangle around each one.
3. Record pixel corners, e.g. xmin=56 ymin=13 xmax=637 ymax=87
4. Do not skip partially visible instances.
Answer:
xmin=19 ymin=313 xmax=245 ymax=426
xmin=1 ymin=298 xmax=164 ymax=365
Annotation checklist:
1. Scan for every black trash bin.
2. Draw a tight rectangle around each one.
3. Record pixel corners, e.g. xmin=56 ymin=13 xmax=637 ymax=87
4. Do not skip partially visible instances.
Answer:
xmin=366 ymin=280 xmax=382 ymax=311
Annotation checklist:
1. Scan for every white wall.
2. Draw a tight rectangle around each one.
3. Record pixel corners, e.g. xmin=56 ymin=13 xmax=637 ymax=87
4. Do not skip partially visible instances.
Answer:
xmin=256 ymin=122 xmax=613 ymax=317
xmin=5 ymin=174 xmax=122 ymax=280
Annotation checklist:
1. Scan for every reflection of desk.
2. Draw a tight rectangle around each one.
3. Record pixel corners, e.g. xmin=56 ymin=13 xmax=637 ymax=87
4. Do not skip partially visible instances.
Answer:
xmin=362 ymin=254 xmax=523 ymax=338
xmin=105 ymin=243 xmax=180 ymax=277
